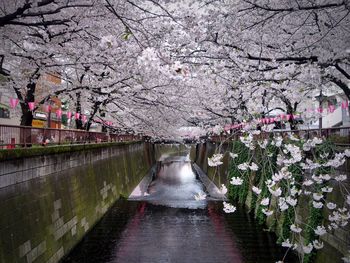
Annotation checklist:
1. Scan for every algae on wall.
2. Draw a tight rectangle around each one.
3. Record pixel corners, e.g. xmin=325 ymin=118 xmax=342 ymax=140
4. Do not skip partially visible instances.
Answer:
xmin=0 ymin=142 xmax=153 ymax=263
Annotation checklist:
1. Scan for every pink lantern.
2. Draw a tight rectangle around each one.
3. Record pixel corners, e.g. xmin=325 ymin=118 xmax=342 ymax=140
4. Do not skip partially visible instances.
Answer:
xmin=28 ymin=102 xmax=35 ymax=111
xmin=279 ymin=114 xmax=285 ymax=120
xmin=341 ymin=100 xmax=349 ymax=109
xmin=286 ymin=114 xmax=292 ymax=121
xmin=56 ymin=109 xmax=62 ymax=118
xmin=328 ymin=105 xmax=335 ymax=113
xmin=269 ymin=117 xmax=274 ymax=123
xmin=10 ymin=98 xmax=19 ymax=109
xmin=75 ymin=112 xmax=80 ymax=119
xmin=67 ymin=111 xmax=72 ymax=119
xmin=82 ymin=115 xmax=87 ymax=123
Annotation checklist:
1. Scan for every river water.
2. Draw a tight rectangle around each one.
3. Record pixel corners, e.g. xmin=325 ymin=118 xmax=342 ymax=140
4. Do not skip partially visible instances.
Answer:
xmin=63 ymin=155 xmax=298 ymax=263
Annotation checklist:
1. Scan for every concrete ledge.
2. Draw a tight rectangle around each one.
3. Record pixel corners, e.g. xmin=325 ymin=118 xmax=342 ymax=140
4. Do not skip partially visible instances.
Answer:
xmin=0 ymin=141 xmax=142 ymax=161
xmin=0 ymin=141 xmax=143 ymax=189
xmin=192 ymin=163 xmax=227 ymax=200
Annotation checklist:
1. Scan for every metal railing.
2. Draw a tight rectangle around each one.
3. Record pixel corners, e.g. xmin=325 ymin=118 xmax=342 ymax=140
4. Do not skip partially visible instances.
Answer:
xmin=210 ymin=126 xmax=350 ymax=144
xmin=0 ymin=124 xmax=142 ymax=148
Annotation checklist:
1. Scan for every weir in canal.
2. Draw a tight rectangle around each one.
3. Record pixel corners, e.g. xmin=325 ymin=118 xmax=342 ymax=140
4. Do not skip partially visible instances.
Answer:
xmin=62 ymin=148 xmax=298 ymax=263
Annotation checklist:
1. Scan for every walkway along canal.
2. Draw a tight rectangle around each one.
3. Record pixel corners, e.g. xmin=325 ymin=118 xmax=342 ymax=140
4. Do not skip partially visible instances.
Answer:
xmin=63 ymin=150 xmax=298 ymax=263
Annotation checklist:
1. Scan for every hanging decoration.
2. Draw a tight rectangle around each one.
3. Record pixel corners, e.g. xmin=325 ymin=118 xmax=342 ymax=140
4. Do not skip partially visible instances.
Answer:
xmin=28 ymin=102 xmax=35 ymax=111
xmin=56 ymin=109 xmax=62 ymax=118
xmin=222 ymin=99 xmax=349 ymax=132
xmin=75 ymin=112 xmax=80 ymax=119
xmin=317 ymin=107 xmax=323 ymax=113
xmin=341 ymin=100 xmax=349 ymax=109
xmin=67 ymin=111 xmax=72 ymax=119
xmin=10 ymin=98 xmax=19 ymax=109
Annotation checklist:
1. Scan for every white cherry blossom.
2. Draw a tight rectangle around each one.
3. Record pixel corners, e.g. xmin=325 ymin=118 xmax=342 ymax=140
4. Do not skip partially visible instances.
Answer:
xmin=290 ymin=224 xmax=302 ymax=233
xmin=252 ymin=186 xmax=262 ymax=195
xmin=314 ymin=226 xmax=327 ymax=236
xmin=223 ymin=202 xmax=236 ymax=213
xmin=260 ymin=198 xmax=270 ymax=206
xmin=230 ymin=177 xmax=243 ymax=186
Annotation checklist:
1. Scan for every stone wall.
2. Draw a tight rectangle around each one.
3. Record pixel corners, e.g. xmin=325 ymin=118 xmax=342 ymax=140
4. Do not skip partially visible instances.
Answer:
xmin=0 ymin=142 xmax=154 ymax=263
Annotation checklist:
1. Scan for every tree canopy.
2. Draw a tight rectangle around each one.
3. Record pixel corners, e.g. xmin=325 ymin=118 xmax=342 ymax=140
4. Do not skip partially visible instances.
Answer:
xmin=0 ymin=0 xmax=349 ymax=138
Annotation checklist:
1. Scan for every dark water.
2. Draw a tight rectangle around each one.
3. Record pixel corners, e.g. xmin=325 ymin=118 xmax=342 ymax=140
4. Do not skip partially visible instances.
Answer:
xmin=63 ymin=157 xmax=298 ymax=263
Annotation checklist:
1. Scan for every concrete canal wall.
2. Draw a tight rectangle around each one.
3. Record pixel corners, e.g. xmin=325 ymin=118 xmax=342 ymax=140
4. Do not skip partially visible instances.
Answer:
xmin=0 ymin=142 xmax=154 ymax=263
xmin=194 ymin=142 xmax=231 ymax=187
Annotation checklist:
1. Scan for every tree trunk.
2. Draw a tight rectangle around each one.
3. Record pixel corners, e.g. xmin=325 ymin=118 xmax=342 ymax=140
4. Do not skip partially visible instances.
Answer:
xmin=286 ymin=104 xmax=297 ymax=130
xmin=75 ymin=91 xmax=83 ymax=129
xmin=20 ymin=108 xmax=33 ymax=126
xmin=18 ymin=82 xmax=36 ymax=126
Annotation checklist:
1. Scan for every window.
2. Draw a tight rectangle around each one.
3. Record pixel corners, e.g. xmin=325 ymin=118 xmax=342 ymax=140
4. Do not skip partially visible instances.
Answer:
xmin=0 ymin=107 xmax=10 ymax=118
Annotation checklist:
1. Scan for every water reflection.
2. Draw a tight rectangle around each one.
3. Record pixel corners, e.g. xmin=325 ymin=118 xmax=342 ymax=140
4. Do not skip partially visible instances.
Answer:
xmin=144 ymin=157 xmax=207 ymax=209
xmin=63 ymin=156 xmax=298 ymax=263
xmin=63 ymin=200 xmax=297 ymax=263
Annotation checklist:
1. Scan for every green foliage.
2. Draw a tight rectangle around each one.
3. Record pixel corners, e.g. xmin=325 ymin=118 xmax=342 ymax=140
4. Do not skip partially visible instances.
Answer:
xmin=301 ymin=141 xmax=333 ymax=263
xmin=328 ymin=134 xmax=350 ymax=144
xmin=277 ymin=207 xmax=295 ymax=244
xmin=255 ymin=143 xmax=278 ymax=224
xmin=303 ymin=203 xmax=323 ymax=263
xmin=225 ymin=137 xmax=340 ymax=261
xmin=227 ymin=140 xmax=250 ymax=203
xmin=255 ymin=184 xmax=268 ymax=225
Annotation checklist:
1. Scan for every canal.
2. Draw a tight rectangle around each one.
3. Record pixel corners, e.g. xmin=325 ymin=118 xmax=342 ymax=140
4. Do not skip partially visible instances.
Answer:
xmin=62 ymin=153 xmax=298 ymax=263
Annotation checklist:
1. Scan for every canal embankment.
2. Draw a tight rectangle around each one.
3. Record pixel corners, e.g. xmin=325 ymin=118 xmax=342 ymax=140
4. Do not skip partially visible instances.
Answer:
xmin=0 ymin=141 xmax=154 ymax=263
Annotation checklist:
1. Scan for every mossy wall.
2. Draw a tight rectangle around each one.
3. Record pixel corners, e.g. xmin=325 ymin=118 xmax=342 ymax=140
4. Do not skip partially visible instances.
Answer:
xmin=0 ymin=142 xmax=154 ymax=263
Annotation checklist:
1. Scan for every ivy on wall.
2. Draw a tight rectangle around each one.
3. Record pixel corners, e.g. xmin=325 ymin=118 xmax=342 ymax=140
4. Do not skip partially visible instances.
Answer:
xmin=226 ymin=137 xmax=343 ymax=263
xmin=228 ymin=140 xmax=250 ymax=203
